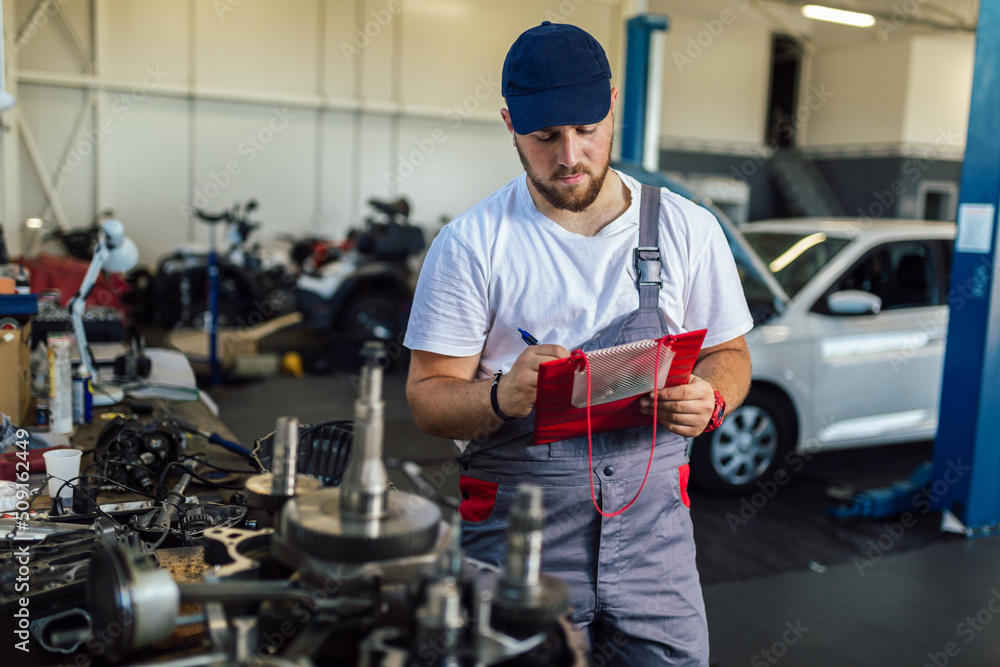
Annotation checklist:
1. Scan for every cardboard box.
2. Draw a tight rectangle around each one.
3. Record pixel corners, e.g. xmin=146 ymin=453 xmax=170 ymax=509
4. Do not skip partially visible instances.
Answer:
xmin=0 ymin=320 xmax=33 ymax=424
xmin=165 ymin=311 xmax=302 ymax=375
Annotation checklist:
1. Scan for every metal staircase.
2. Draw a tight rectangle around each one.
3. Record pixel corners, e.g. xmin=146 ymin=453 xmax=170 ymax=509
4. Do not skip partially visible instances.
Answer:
xmin=770 ymin=147 xmax=846 ymax=217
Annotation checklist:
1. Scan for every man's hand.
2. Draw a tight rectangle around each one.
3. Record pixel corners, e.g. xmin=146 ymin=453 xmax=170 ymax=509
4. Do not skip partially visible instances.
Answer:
xmin=639 ymin=374 xmax=716 ymax=438
xmin=496 ymin=344 xmax=571 ymax=418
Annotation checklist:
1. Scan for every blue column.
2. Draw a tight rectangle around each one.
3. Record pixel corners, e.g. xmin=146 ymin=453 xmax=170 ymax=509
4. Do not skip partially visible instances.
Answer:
xmin=931 ymin=0 xmax=1000 ymax=532
xmin=621 ymin=14 xmax=669 ymax=166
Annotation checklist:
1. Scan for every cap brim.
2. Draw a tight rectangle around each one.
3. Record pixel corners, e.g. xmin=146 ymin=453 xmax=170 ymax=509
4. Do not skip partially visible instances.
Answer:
xmin=507 ymin=77 xmax=611 ymax=135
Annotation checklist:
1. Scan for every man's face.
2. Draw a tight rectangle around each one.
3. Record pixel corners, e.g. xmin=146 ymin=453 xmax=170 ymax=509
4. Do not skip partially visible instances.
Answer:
xmin=512 ymin=110 xmax=615 ymax=213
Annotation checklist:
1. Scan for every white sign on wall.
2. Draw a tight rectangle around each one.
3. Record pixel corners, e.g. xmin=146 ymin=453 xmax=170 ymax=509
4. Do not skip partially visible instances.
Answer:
xmin=956 ymin=203 xmax=996 ymax=254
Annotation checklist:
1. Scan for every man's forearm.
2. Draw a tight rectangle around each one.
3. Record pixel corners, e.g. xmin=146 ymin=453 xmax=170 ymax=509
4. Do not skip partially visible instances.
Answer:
xmin=692 ymin=348 xmax=752 ymax=411
xmin=407 ymin=376 xmax=504 ymax=440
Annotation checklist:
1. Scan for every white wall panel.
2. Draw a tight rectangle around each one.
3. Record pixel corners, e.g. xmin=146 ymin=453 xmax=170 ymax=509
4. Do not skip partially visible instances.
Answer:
xmin=15 ymin=0 xmax=90 ymax=73
xmin=190 ymin=99 xmax=317 ymax=247
xmin=101 ymin=96 xmax=189 ymax=263
xmin=323 ymin=0 xmax=359 ymax=99
xmin=194 ymin=0 xmax=319 ymax=95
xmin=902 ymin=33 xmax=974 ymax=153
xmin=358 ymin=0 xmax=397 ymax=102
xmin=803 ymin=38 xmax=911 ymax=150
xmin=17 ymin=83 xmax=93 ymax=227
xmin=319 ymin=110 xmax=359 ymax=237
xmin=653 ymin=0 xmax=772 ymax=149
xmin=101 ymin=0 xmax=189 ymax=82
xmin=393 ymin=115 xmax=521 ymax=229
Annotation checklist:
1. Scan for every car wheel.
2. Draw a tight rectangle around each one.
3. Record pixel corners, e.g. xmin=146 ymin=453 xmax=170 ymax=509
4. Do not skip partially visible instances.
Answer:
xmin=690 ymin=388 xmax=794 ymax=494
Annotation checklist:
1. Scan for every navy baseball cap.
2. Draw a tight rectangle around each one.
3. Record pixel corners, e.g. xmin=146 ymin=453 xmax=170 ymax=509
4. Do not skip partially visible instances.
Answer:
xmin=501 ymin=22 xmax=612 ymax=135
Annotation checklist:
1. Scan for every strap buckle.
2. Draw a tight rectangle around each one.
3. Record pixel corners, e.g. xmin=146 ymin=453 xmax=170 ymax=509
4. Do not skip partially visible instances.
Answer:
xmin=633 ymin=246 xmax=662 ymax=289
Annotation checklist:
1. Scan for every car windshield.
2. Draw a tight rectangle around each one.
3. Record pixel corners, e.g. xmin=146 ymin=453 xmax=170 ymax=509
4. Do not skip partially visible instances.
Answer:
xmin=742 ymin=230 xmax=851 ymax=298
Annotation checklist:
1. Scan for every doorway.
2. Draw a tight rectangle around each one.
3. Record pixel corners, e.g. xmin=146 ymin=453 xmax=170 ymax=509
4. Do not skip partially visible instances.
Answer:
xmin=765 ymin=35 xmax=803 ymax=148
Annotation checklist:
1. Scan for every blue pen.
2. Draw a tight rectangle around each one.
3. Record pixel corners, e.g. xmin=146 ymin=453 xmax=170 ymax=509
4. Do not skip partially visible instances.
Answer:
xmin=517 ymin=327 xmax=539 ymax=346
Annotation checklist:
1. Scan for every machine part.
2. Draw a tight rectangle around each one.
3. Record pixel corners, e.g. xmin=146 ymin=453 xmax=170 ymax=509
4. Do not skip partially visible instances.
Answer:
xmin=413 ymin=576 xmax=466 ymax=666
xmin=87 ymin=544 xmax=181 ymax=663
xmin=0 ymin=518 xmax=92 ymax=541
xmin=827 ymin=461 xmax=934 ymax=520
xmin=30 ymin=607 xmax=91 ymax=654
xmin=252 ymin=420 xmax=353 ymax=486
xmin=245 ymin=473 xmax=323 ymax=513
xmin=341 ymin=342 xmax=390 ymax=519
xmin=491 ymin=485 xmax=570 ymax=635
xmin=202 ymin=526 xmax=274 ymax=579
xmin=130 ymin=501 xmax=247 ymax=543
xmin=280 ymin=487 xmax=441 ymax=564
xmin=271 ymin=416 xmax=299 ymax=497
xmin=280 ymin=344 xmax=441 ymax=563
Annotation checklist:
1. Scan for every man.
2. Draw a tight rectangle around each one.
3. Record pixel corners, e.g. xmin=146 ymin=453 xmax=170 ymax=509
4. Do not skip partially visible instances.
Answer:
xmin=404 ymin=21 xmax=752 ymax=666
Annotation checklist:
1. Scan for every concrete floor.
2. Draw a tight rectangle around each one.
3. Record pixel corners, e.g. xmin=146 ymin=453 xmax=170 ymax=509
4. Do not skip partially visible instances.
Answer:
xmin=209 ymin=370 xmax=1000 ymax=667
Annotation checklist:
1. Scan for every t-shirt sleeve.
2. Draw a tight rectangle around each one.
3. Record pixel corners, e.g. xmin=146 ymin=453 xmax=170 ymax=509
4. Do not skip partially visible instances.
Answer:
xmin=682 ymin=207 xmax=754 ymax=348
xmin=404 ymin=226 xmax=491 ymax=357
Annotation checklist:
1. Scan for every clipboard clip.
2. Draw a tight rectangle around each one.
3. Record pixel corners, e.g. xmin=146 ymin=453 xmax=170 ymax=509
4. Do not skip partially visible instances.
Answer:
xmin=633 ymin=246 xmax=662 ymax=289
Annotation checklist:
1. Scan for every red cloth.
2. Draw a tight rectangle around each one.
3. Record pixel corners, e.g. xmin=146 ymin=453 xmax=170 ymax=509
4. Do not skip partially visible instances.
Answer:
xmin=17 ymin=253 xmax=129 ymax=311
xmin=679 ymin=463 xmax=691 ymax=509
xmin=458 ymin=475 xmax=500 ymax=522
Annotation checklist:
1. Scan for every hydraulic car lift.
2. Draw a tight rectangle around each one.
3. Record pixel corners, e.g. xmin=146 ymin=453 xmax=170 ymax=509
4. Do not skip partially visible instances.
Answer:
xmin=831 ymin=0 xmax=1000 ymax=534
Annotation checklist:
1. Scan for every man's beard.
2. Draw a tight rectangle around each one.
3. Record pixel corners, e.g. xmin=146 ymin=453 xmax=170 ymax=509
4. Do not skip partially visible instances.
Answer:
xmin=515 ymin=134 xmax=613 ymax=213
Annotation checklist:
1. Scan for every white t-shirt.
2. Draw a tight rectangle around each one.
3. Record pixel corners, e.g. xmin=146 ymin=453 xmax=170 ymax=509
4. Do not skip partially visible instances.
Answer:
xmin=404 ymin=169 xmax=753 ymax=383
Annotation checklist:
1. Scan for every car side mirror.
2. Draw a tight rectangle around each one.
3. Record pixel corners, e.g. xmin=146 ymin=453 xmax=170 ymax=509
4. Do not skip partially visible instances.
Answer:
xmin=827 ymin=290 xmax=882 ymax=316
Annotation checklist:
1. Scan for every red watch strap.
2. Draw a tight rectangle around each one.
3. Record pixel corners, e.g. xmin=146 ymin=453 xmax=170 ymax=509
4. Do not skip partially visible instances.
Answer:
xmin=703 ymin=388 xmax=726 ymax=434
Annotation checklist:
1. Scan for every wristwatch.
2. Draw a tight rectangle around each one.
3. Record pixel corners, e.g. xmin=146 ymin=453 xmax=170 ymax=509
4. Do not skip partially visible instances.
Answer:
xmin=702 ymin=388 xmax=726 ymax=434
xmin=491 ymin=370 xmax=516 ymax=421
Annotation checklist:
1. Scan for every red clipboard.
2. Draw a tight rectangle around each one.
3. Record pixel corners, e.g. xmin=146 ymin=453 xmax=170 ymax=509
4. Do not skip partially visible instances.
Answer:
xmin=532 ymin=329 xmax=707 ymax=445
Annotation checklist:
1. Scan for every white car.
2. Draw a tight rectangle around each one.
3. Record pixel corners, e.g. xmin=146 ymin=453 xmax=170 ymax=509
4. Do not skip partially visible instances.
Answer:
xmin=690 ymin=218 xmax=956 ymax=493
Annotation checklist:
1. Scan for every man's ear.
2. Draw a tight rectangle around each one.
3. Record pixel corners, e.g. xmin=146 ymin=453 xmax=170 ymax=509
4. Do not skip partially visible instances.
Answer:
xmin=609 ymin=86 xmax=619 ymax=114
xmin=500 ymin=108 xmax=516 ymax=136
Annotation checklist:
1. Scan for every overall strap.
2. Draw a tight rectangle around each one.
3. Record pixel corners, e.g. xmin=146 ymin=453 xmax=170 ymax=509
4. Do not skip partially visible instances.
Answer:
xmin=634 ymin=184 xmax=662 ymax=309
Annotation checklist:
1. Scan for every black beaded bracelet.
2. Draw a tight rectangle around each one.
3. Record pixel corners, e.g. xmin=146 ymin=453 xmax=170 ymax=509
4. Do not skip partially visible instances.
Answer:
xmin=491 ymin=370 xmax=515 ymax=421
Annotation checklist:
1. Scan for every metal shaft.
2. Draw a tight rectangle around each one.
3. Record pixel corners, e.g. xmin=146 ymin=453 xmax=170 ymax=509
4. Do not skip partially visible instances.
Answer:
xmin=341 ymin=343 xmax=390 ymax=520
xmin=270 ymin=416 xmax=299 ymax=497
xmin=501 ymin=485 xmax=545 ymax=591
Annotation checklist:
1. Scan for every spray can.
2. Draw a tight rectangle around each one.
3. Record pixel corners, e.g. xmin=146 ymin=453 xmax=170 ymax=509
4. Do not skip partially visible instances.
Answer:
xmin=72 ymin=366 xmax=93 ymax=425
xmin=48 ymin=335 xmax=73 ymax=434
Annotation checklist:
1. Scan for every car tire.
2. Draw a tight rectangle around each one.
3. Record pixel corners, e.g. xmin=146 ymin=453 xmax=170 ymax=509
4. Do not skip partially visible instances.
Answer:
xmin=690 ymin=388 xmax=794 ymax=494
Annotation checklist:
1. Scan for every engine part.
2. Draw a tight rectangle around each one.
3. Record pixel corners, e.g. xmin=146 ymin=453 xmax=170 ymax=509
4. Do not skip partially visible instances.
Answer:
xmin=279 ymin=344 xmax=441 ymax=564
xmin=491 ymin=485 xmax=570 ymax=638
xmin=202 ymin=526 xmax=274 ymax=578
xmin=245 ymin=415 xmax=323 ymax=512
xmin=30 ymin=607 xmax=91 ymax=654
xmin=252 ymin=420 xmax=353 ymax=486
xmin=87 ymin=543 xmax=180 ymax=662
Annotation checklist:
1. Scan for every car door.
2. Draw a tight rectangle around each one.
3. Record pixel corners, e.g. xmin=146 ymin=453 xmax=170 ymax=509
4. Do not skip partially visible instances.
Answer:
xmin=809 ymin=239 xmax=948 ymax=447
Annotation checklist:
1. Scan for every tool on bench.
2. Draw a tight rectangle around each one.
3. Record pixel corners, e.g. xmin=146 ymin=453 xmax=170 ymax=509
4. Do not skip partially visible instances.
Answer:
xmin=171 ymin=417 xmax=251 ymax=458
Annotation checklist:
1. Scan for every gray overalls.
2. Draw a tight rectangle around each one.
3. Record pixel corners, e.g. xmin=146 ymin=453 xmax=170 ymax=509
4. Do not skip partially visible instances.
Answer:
xmin=457 ymin=185 xmax=710 ymax=666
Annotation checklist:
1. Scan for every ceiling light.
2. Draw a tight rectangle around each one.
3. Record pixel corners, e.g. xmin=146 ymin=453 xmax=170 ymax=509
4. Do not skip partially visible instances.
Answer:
xmin=801 ymin=4 xmax=876 ymax=28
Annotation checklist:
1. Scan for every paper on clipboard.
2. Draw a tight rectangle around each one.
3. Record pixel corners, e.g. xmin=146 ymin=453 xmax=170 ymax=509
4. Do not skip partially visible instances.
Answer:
xmin=533 ymin=329 xmax=706 ymax=446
